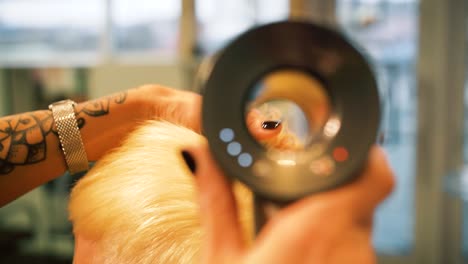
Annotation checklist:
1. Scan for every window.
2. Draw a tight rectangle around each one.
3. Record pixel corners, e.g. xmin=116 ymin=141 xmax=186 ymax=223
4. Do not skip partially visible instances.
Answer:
xmin=0 ymin=0 xmax=181 ymax=66
xmin=112 ymin=0 xmax=181 ymax=59
xmin=0 ymin=0 xmax=104 ymax=66
xmin=196 ymin=0 xmax=289 ymax=55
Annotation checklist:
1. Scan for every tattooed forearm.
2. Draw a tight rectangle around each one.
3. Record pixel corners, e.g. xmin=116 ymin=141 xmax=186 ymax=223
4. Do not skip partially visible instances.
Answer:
xmin=0 ymin=111 xmax=54 ymax=174
xmin=0 ymin=91 xmax=127 ymax=175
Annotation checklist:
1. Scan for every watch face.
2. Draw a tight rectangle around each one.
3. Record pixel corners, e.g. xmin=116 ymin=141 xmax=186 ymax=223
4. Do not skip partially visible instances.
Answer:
xmin=202 ymin=21 xmax=379 ymax=202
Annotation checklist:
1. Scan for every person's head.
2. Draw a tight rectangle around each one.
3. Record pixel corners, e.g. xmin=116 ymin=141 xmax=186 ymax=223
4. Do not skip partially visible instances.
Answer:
xmin=69 ymin=121 xmax=253 ymax=264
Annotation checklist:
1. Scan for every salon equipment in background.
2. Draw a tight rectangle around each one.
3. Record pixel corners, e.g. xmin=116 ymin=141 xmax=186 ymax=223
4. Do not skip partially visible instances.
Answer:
xmin=200 ymin=20 xmax=380 ymax=230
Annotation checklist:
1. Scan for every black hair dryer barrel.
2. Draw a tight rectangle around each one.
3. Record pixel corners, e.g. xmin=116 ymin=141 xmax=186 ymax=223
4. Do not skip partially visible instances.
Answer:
xmin=200 ymin=21 xmax=380 ymax=230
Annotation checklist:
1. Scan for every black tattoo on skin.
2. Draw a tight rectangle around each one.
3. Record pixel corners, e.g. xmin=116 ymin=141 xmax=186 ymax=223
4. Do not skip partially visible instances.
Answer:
xmin=78 ymin=91 xmax=127 ymax=116
xmin=0 ymin=112 xmax=54 ymax=174
xmin=75 ymin=92 xmax=127 ymax=127
xmin=0 ymin=91 xmax=127 ymax=175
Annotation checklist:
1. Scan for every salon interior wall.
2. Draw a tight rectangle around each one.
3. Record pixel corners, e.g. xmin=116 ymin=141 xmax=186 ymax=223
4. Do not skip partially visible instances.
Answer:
xmin=0 ymin=65 xmax=186 ymax=113
xmin=87 ymin=63 xmax=186 ymax=98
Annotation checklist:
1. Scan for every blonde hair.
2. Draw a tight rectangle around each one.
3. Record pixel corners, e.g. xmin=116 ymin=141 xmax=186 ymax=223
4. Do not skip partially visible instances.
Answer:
xmin=69 ymin=121 xmax=253 ymax=264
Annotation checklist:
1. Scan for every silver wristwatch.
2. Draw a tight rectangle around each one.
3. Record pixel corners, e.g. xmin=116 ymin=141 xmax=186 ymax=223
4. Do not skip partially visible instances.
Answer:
xmin=49 ymin=99 xmax=89 ymax=174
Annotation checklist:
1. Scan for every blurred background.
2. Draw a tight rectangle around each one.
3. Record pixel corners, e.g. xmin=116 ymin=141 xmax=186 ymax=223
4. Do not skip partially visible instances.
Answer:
xmin=0 ymin=0 xmax=466 ymax=263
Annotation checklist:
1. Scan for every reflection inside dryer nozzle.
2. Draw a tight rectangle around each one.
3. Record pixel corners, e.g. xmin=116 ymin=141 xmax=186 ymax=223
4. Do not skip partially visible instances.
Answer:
xmin=245 ymin=69 xmax=331 ymax=151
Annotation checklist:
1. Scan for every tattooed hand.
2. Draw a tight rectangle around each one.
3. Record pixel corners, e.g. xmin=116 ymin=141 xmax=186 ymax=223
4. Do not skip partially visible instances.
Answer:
xmin=75 ymin=91 xmax=128 ymax=128
xmin=132 ymin=85 xmax=202 ymax=133
xmin=0 ymin=85 xmax=203 ymax=206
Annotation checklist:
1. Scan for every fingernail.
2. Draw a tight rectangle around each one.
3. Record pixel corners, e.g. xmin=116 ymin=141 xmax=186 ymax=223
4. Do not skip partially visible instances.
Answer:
xmin=262 ymin=120 xmax=281 ymax=130
xmin=181 ymin=150 xmax=196 ymax=174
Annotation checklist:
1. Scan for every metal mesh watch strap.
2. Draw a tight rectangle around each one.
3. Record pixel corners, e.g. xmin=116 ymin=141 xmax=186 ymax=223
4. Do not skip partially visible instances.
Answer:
xmin=49 ymin=100 xmax=89 ymax=174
